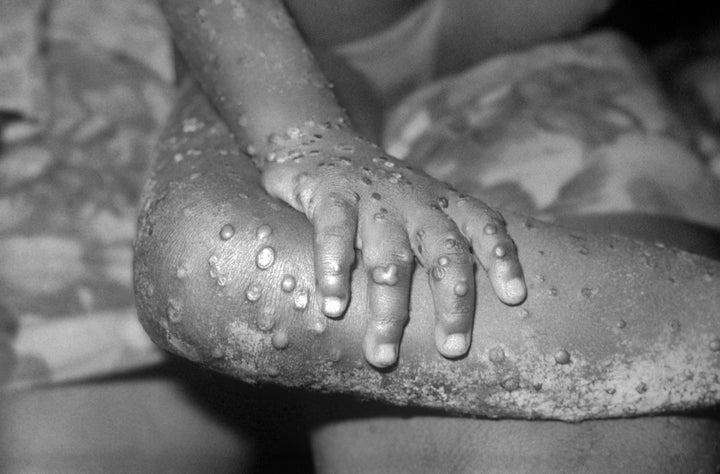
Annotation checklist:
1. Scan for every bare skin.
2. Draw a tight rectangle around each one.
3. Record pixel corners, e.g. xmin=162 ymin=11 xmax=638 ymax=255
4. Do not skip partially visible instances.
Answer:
xmin=157 ymin=0 xmax=529 ymax=368
xmin=135 ymin=85 xmax=720 ymax=420
xmin=135 ymin=84 xmax=720 ymax=472
xmin=142 ymin=1 xmax=720 ymax=471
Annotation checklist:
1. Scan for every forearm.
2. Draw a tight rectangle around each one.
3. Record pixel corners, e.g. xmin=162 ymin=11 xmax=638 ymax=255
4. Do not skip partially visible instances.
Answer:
xmin=135 ymin=87 xmax=720 ymax=421
xmin=158 ymin=2 xmax=529 ymax=369
xmin=157 ymin=0 xmax=348 ymax=153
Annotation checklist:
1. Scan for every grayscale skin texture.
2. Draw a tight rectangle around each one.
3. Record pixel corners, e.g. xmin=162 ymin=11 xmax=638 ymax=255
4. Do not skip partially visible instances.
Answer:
xmin=157 ymin=0 xmax=526 ymax=368
xmin=134 ymin=86 xmax=720 ymax=422
xmin=143 ymin=1 xmax=720 ymax=471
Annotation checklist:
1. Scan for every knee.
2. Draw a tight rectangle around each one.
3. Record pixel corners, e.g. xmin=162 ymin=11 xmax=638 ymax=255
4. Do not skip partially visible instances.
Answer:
xmin=132 ymin=158 xmax=323 ymax=373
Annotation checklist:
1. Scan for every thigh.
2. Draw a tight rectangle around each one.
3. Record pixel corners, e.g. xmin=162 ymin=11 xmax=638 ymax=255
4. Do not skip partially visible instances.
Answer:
xmin=311 ymin=414 xmax=720 ymax=474
xmin=311 ymin=32 xmax=720 ymax=473
xmin=308 ymin=205 xmax=720 ymax=473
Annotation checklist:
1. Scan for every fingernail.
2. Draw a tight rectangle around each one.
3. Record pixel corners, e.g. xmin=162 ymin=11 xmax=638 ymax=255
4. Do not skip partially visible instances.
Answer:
xmin=322 ymin=296 xmax=345 ymax=318
xmin=374 ymin=344 xmax=398 ymax=367
xmin=442 ymin=333 xmax=469 ymax=357
xmin=505 ymin=278 xmax=526 ymax=302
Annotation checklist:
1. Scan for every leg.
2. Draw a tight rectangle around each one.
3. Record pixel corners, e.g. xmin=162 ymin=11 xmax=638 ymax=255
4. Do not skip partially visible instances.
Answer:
xmin=311 ymin=31 xmax=720 ymax=473
xmin=134 ymin=83 xmax=720 ymax=422
xmin=309 ymin=411 xmax=720 ymax=473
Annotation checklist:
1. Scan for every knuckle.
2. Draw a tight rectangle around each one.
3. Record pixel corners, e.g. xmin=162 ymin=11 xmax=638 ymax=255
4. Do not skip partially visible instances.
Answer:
xmin=315 ymin=225 xmax=349 ymax=242
xmin=295 ymin=184 xmax=321 ymax=216
xmin=362 ymin=231 xmax=409 ymax=262
xmin=318 ymin=271 xmax=344 ymax=291
xmin=492 ymin=208 xmax=507 ymax=225
xmin=445 ymin=300 xmax=473 ymax=319
xmin=297 ymin=179 xmax=358 ymax=219
xmin=441 ymin=234 xmax=469 ymax=253
xmin=373 ymin=316 xmax=404 ymax=331
xmin=391 ymin=247 xmax=415 ymax=265
xmin=472 ymin=213 xmax=505 ymax=234
xmin=427 ymin=230 xmax=470 ymax=259
xmin=318 ymin=256 xmax=345 ymax=276
xmin=326 ymin=190 xmax=358 ymax=209
xmin=461 ymin=199 xmax=503 ymax=224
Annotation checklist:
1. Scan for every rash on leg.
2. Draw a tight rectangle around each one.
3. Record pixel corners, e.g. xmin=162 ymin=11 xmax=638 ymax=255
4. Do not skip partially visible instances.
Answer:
xmin=135 ymin=86 xmax=720 ymax=421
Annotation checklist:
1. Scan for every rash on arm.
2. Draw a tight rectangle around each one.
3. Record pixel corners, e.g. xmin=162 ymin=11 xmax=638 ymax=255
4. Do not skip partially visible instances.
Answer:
xmin=157 ymin=0 xmax=527 ymax=367
xmin=134 ymin=86 xmax=720 ymax=422
xmin=157 ymin=0 xmax=345 ymax=144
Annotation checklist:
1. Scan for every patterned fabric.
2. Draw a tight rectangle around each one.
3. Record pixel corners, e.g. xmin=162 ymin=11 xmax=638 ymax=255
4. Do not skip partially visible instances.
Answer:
xmin=331 ymin=0 xmax=444 ymax=105
xmin=658 ymin=28 xmax=720 ymax=178
xmin=384 ymin=32 xmax=720 ymax=227
xmin=0 ymin=0 xmax=48 ymax=143
xmin=2 ymin=2 xmax=720 ymax=393
xmin=0 ymin=0 xmax=173 ymax=391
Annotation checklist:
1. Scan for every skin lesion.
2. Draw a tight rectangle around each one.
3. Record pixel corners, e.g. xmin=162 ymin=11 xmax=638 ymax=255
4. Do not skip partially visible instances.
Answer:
xmin=134 ymin=86 xmax=720 ymax=421
xmin=254 ymin=115 xmax=526 ymax=366
xmin=160 ymin=1 xmax=529 ymax=369
xmin=146 ymin=0 xmax=720 ymax=428
xmin=140 ymin=2 xmax=720 ymax=470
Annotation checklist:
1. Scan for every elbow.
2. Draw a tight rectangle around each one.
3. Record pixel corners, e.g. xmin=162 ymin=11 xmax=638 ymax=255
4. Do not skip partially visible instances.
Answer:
xmin=133 ymin=171 xmax=257 ymax=363
xmin=133 ymin=163 xmax=318 ymax=372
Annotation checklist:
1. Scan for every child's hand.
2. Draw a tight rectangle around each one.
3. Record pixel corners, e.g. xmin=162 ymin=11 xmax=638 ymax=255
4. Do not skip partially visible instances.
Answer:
xmin=260 ymin=128 xmax=526 ymax=367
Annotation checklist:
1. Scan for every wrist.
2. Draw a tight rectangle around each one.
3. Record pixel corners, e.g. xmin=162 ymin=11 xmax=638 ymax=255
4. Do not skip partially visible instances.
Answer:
xmin=253 ymin=118 xmax=371 ymax=170
xmin=256 ymin=125 xmax=397 ymax=211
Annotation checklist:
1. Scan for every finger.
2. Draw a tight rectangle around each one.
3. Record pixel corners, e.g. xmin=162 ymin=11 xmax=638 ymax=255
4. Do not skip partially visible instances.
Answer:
xmin=446 ymin=196 xmax=526 ymax=305
xmin=360 ymin=215 xmax=414 ymax=367
xmin=310 ymin=192 xmax=358 ymax=318
xmin=411 ymin=213 xmax=475 ymax=359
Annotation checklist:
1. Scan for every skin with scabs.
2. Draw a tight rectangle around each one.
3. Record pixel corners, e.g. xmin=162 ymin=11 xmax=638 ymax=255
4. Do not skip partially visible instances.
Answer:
xmin=140 ymin=2 xmax=720 ymax=470
xmin=134 ymin=86 xmax=720 ymax=421
xmin=158 ymin=0 xmax=526 ymax=367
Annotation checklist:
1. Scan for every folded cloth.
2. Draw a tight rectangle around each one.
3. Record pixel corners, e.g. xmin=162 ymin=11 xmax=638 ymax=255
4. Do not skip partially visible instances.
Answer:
xmin=0 ymin=0 xmax=174 ymax=392
xmin=0 ymin=0 xmax=49 ymax=143
xmin=330 ymin=0 xmax=444 ymax=106
xmin=384 ymin=31 xmax=720 ymax=228
xmin=659 ymin=28 xmax=720 ymax=178
xmin=3 ymin=2 xmax=720 ymax=394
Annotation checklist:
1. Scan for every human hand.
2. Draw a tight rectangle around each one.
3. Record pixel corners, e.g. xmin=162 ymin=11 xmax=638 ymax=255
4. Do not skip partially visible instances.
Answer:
xmin=259 ymin=127 xmax=526 ymax=367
